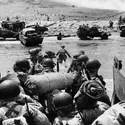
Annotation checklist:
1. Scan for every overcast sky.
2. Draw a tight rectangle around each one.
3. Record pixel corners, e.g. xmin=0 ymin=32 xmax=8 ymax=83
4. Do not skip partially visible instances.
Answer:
xmin=50 ymin=0 xmax=125 ymax=10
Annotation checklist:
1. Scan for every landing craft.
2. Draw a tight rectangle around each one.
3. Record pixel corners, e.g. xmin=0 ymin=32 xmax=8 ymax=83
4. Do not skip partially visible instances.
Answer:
xmin=111 ymin=57 xmax=124 ymax=105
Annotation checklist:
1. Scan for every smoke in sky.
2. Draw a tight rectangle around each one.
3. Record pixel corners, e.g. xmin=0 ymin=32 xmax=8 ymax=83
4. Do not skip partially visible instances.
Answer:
xmin=50 ymin=0 xmax=125 ymax=11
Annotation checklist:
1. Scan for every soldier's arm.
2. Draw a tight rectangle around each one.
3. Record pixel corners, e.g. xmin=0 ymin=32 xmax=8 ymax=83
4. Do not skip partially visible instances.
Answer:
xmin=74 ymin=84 xmax=83 ymax=100
xmin=98 ymin=75 xmax=106 ymax=86
xmin=53 ymin=117 xmax=62 ymax=125
xmin=56 ymin=51 xmax=59 ymax=56
xmin=67 ymin=60 xmax=74 ymax=73
xmin=28 ymin=64 xmax=35 ymax=75
xmin=65 ymin=50 xmax=71 ymax=58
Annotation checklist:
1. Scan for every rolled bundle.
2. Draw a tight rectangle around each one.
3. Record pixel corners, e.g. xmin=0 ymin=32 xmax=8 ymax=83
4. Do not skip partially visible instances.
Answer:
xmin=25 ymin=72 xmax=74 ymax=95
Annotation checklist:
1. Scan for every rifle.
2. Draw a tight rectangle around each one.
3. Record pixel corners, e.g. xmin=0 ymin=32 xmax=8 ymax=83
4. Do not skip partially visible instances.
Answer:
xmin=82 ymin=63 xmax=91 ymax=80
xmin=24 ymin=97 xmax=35 ymax=125
xmin=25 ymin=97 xmax=31 ymax=116
xmin=57 ymin=58 xmax=59 ymax=72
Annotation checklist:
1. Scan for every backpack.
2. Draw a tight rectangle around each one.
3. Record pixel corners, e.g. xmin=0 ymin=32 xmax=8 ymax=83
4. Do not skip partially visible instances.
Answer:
xmin=53 ymin=113 xmax=83 ymax=125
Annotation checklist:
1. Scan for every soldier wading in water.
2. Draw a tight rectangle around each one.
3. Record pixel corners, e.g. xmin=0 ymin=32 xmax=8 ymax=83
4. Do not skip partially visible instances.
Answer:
xmin=56 ymin=45 xmax=71 ymax=64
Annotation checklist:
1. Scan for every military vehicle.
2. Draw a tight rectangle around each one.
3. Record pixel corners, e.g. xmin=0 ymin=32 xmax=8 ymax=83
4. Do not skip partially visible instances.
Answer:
xmin=19 ymin=27 xmax=44 ymax=47
xmin=20 ymin=22 xmax=57 ymax=46
xmin=119 ymin=24 xmax=125 ymax=37
xmin=0 ymin=20 xmax=25 ymax=40
xmin=77 ymin=25 xmax=111 ymax=40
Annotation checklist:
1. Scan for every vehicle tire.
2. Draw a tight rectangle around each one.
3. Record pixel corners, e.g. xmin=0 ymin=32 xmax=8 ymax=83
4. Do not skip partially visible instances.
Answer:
xmin=16 ymin=35 xmax=19 ymax=40
xmin=120 ymin=31 xmax=125 ymax=37
xmin=3 ymin=37 xmax=6 ymax=40
xmin=24 ymin=41 xmax=29 ymax=47
xmin=101 ymin=33 xmax=108 ymax=40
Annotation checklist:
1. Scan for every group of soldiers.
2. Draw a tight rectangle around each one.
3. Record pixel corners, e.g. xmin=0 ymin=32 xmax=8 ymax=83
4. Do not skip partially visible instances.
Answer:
xmin=0 ymin=45 xmax=114 ymax=125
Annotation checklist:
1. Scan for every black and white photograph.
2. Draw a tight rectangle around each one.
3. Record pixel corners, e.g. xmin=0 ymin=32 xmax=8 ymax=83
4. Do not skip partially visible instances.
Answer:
xmin=0 ymin=0 xmax=125 ymax=125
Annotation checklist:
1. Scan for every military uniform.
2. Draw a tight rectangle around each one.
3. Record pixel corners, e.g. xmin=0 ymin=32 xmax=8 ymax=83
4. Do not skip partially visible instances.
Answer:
xmin=56 ymin=45 xmax=71 ymax=63
xmin=52 ymin=91 xmax=84 ymax=125
xmin=86 ymin=59 xmax=111 ymax=106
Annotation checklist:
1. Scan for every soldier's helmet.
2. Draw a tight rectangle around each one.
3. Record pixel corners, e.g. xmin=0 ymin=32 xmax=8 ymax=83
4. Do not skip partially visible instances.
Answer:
xmin=7 ymin=17 xmax=10 ymax=20
xmin=42 ymin=58 xmax=55 ymax=68
xmin=0 ymin=80 xmax=20 ymax=100
xmin=86 ymin=59 xmax=101 ymax=72
xmin=77 ymin=55 xmax=89 ymax=64
xmin=61 ymin=45 xmax=65 ymax=48
xmin=73 ymin=52 xmax=80 ymax=59
xmin=53 ymin=91 xmax=73 ymax=111
xmin=29 ymin=47 xmax=41 ymax=55
xmin=79 ymin=50 xmax=85 ymax=55
xmin=13 ymin=58 xmax=30 ymax=73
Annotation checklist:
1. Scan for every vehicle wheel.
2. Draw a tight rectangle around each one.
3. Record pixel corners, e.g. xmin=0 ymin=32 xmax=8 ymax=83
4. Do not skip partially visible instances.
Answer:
xmin=24 ymin=41 xmax=28 ymax=47
xmin=120 ymin=32 xmax=125 ymax=37
xmin=80 ymin=37 xmax=88 ymax=40
xmin=3 ymin=37 xmax=6 ymax=40
xmin=16 ymin=36 xmax=19 ymax=40
xmin=101 ymin=34 xmax=108 ymax=40
xmin=15 ymin=34 xmax=19 ymax=40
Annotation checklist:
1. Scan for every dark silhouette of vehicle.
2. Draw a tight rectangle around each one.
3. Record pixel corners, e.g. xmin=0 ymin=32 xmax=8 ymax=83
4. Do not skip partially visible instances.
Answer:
xmin=19 ymin=27 xmax=45 ymax=47
xmin=0 ymin=28 xmax=19 ymax=40
xmin=119 ymin=25 xmax=125 ymax=37
xmin=0 ymin=20 xmax=25 ymax=40
xmin=19 ymin=22 xmax=58 ymax=46
xmin=77 ymin=25 xmax=111 ymax=40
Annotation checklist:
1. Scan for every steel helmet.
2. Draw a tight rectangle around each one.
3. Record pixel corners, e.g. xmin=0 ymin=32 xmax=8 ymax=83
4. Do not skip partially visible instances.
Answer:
xmin=61 ymin=45 xmax=65 ymax=48
xmin=29 ymin=47 xmax=41 ymax=55
xmin=53 ymin=91 xmax=73 ymax=110
xmin=86 ymin=59 xmax=101 ymax=71
xmin=73 ymin=52 xmax=80 ymax=59
xmin=0 ymin=80 xmax=20 ymax=99
xmin=79 ymin=50 xmax=85 ymax=55
xmin=42 ymin=58 xmax=55 ymax=68
xmin=13 ymin=58 xmax=30 ymax=72
xmin=77 ymin=55 xmax=89 ymax=64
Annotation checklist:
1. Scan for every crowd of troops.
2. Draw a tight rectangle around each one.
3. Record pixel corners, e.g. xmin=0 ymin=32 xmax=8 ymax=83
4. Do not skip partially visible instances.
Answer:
xmin=0 ymin=45 xmax=124 ymax=125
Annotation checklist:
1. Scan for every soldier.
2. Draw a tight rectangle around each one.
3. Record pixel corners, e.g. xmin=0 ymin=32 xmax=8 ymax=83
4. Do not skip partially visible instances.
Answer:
xmin=67 ymin=51 xmax=85 ymax=73
xmin=56 ymin=45 xmax=71 ymax=64
xmin=85 ymin=59 xmax=111 ymax=106
xmin=52 ymin=91 xmax=83 ymax=125
xmin=0 ymin=80 xmax=44 ymax=123
xmin=6 ymin=17 xmax=10 ymax=23
xmin=45 ymin=51 xmax=56 ymax=59
xmin=28 ymin=47 xmax=43 ymax=75
xmin=15 ymin=16 xmax=20 ymax=22
xmin=13 ymin=58 xmax=31 ymax=74
xmin=66 ymin=55 xmax=89 ymax=97
xmin=13 ymin=58 xmax=32 ymax=94
xmin=86 ymin=59 xmax=106 ymax=86
xmin=40 ymin=58 xmax=56 ymax=74
xmin=109 ymin=20 xmax=114 ymax=28
xmin=57 ymin=32 xmax=62 ymax=40
xmin=28 ymin=47 xmax=41 ymax=64
xmin=38 ymin=58 xmax=56 ymax=112
xmin=74 ymin=80 xmax=109 ymax=125
xmin=79 ymin=50 xmax=85 ymax=55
